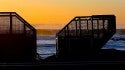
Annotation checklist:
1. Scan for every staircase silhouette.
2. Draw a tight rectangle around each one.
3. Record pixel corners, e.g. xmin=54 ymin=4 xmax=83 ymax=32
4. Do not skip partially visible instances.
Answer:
xmin=0 ymin=12 xmax=36 ymax=62
xmin=56 ymin=15 xmax=117 ymax=60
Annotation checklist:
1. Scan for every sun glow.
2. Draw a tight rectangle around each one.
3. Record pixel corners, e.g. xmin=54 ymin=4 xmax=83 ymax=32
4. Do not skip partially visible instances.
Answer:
xmin=0 ymin=0 xmax=125 ymax=29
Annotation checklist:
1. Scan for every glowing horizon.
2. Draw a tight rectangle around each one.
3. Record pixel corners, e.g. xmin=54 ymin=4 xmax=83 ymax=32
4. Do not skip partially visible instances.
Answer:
xmin=0 ymin=0 xmax=125 ymax=29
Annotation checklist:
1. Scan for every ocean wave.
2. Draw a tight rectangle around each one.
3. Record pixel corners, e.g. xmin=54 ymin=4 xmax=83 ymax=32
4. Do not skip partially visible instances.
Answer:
xmin=37 ymin=40 xmax=56 ymax=45
xmin=37 ymin=44 xmax=56 ymax=47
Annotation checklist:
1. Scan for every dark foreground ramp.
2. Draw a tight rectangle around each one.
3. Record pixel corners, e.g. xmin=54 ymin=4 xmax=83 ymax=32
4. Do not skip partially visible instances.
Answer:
xmin=0 ymin=12 xmax=36 ymax=62
xmin=56 ymin=15 xmax=116 ymax=59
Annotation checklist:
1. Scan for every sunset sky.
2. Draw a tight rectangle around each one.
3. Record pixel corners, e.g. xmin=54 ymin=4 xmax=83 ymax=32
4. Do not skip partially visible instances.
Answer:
xmin=0 ymin=0 xmax=125 ymax=29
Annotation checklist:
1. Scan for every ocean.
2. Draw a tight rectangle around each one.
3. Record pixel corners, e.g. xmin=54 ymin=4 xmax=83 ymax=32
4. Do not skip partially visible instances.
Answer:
xmin=37 ymin=35 xmax=56 ymax=59
xmin=37 ymin=34 xmax=125 ymax=59
xmin=102 ymin=34 xmax=125 ymax=51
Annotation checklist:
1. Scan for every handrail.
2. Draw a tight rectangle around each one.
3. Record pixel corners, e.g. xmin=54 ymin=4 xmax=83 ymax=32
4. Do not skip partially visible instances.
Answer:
xmin=0 ymin=12 xmax=36 ymax=32
xmin=0 ymin=12 xmax=37 ymax=62
xmin=57 ymin=18 xmax=75 ymax=36
xmin=57 ymin=15 xmax=115 ymax=37
xmin=14 ymin=12 xmax=36 ymax=31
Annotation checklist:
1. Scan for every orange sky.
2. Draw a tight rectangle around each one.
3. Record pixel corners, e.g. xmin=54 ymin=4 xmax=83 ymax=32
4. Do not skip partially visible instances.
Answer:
xmin=0 ymin=0 xmax=125 ymax=29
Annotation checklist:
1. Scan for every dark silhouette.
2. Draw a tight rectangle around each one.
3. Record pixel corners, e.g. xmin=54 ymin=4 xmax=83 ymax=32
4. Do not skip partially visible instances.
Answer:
xmin=0 ymin=13 xmax=124 ymax=69
xmin=56 ymin=15 xmax=117 ymax=60
xmin=0 ymin=12 xmax=36 ymax=62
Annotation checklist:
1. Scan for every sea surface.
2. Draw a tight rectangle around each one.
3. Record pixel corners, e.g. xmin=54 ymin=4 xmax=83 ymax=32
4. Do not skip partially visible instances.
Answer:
xmin=37 ymin=34 xmax=125 ymax=59
xmin=37 ymin=35 xmax=56 ymax=59
xmin=102 ymin=34 xmax=125 ymax=51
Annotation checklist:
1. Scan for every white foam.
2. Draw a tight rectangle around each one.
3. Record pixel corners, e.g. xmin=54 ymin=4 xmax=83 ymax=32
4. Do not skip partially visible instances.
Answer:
xmin=37 ymin=40 xmax=56 ymax=45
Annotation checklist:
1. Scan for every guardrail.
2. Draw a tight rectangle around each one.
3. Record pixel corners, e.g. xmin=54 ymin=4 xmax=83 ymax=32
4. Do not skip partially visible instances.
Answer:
xmin=0 ymin=12 xmax=36 ymax=62
xmin=56 ymin=15 xmax=116 ymax=58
